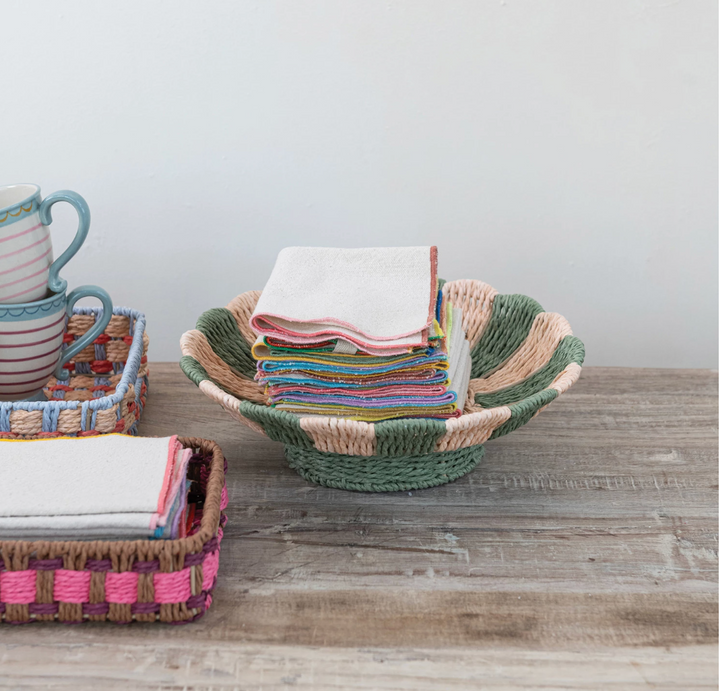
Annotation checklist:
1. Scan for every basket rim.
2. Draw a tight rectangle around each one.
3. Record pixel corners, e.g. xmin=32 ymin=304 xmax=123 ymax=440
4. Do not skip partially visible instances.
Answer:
xmin=180 ymin=281 xmax=585 ymax=454
xmin=0 ymin=306 xmax=146 ymax=415
xmin=0 ymin=436 xmax=225 ymax=568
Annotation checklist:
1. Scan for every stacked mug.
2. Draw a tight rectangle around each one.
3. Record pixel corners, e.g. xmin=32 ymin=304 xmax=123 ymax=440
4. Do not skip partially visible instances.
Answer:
xmin=0 ymin=184 xmax=112 ymax=402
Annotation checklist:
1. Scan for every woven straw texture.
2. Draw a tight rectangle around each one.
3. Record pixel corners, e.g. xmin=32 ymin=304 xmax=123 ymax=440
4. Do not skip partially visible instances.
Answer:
xmin=180 ymin=280 xmax=585 ymax=491
xmin=0 ymin=437 xmax=227 ymax=625
xmin=0 ymin=307 xmax=148 ymax=439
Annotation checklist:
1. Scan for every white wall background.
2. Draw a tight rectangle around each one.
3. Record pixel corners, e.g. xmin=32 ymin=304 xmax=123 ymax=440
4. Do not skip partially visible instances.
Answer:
xmin=2 ymin=0 xmax=716 ymax=367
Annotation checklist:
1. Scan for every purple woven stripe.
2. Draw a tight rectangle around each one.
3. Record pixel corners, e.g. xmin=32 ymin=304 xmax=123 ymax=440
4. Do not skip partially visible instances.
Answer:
xmin=183 ymin=552 xmax=204 ymax=567
xmin=188 ymin=605 xmax=207 ymax=622
xmin=83 ymin=603 xmax=109 ymax=615
xmin=132 ymin=560 xmax=160 ymax=574
xmin=29 ymin=558 xmax=64 ymax=571
xmin=85 ymin=559 xmax=112 ymax=572
xmin=186 ymin=593 xmax=205 ymax=609
xmin=29 ymin=603 xmax=59 ymax=615
xmin=0 ymin=603 xmax=5 ymax=613
xmin=131 ymin=602 xmax=160 ymax=614
xmin=203 ymin=537 xmax=219 ymax=554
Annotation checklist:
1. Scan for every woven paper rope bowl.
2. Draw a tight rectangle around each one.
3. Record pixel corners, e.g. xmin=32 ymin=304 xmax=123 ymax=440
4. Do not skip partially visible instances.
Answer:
xmin=180 ymin=280 xmax=585 ymax=492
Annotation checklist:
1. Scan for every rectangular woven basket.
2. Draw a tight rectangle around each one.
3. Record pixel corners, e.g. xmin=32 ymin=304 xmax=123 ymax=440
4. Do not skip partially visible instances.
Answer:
xmin=0 ymin=306 xmax=148 ymax=438
xmin=0 ymin=437 xmax=227 ymax=624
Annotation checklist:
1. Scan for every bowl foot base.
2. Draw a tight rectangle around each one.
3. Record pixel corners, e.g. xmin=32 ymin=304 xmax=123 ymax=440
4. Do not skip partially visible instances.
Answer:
xmin=284 ymin=443 xmax=485 ymax=492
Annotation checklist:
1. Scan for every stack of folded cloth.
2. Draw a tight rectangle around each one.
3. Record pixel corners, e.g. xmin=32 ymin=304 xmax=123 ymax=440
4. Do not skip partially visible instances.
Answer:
xmin=0 ymin=435 xmax=193 ymax=540
xmin=251 ymin=246 xmax=472 ymax=421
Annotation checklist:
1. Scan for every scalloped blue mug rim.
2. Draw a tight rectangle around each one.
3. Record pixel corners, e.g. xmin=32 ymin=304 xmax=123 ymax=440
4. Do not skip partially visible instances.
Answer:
xmin=0 ymin=290 xmax=67 ymax=319
xmin=0 ymin=183 xmax=42 ymax=215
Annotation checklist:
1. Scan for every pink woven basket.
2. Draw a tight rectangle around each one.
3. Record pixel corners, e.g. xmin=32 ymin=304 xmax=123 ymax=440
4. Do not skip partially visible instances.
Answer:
xmin=0 ymin=437 xmax=227 ymax=624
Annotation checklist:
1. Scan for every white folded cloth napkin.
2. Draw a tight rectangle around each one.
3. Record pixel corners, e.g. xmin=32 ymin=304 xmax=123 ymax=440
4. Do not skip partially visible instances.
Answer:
xmin=251 ymin=246 xmax=439 ymax=355
xmin=0 ymin=434 xmax=189 ymax=540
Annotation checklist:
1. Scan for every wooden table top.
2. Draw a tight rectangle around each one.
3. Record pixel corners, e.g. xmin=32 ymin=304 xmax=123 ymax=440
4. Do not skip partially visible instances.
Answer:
xmin=1 ymin=364 xmax=717 ymax=690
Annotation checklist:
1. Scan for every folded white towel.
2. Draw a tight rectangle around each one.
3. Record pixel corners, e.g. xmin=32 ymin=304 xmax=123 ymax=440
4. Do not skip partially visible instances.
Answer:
xmin=251 ymin=246 xmax=439 ymax=353
xmin=0 ymin=434 xmax=185 ymax=539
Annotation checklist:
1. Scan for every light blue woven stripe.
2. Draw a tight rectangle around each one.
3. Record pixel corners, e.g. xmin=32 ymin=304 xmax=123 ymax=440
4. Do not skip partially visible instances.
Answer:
xmin=42 ymin=405 xmax=60 ymax=432
xmin=0 ymin=403 xmax=11 ymax=432
xmin=81 ymin=400 xmax=91 ymax=433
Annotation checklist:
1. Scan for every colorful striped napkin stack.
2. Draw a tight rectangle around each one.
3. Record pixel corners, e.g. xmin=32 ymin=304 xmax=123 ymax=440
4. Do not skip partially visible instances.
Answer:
xmin=0 ymin=435 xmax=195 ymax=540
xmin=250 ymin=246 xmax=472 ymax=422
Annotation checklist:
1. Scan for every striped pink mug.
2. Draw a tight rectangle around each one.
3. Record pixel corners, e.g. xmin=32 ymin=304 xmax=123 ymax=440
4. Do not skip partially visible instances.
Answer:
xmin=0 ymin=184 xmax=91 ymax=304
xmin=0 ymin=285 xmax=112 ymax=401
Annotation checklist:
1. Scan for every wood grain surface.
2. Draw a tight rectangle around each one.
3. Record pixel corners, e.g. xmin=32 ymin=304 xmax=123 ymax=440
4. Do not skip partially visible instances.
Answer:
xmin=0 ymin=364 xmax=717 ymax=690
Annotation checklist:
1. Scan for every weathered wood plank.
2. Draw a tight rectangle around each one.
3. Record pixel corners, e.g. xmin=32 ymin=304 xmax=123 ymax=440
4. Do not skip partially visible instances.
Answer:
xmin=0 ymin=365 xmax=715 ymax=689
xmin=0 ymin=643 xmax=716 ymax=690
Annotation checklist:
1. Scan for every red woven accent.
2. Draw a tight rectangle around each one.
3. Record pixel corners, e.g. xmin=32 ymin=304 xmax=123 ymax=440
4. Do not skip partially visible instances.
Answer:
xmin=93 ymin=334 xmax=111 ymax=345
xmin=90 ymin=385 xmax=115 ymax=393
xmin=62 ymin=362 xmax=74 ymax=371
xmin=113 ymin=419 xmax=125 ymax=433
xmin=141 ymin=356 xmax=148 ymax=364
xmin=62 ymin=333 xmax=74 ymax=344
xmin=185 ymin=504 xmax=196 ymax=535
xmin=35 ymin=431 xmax=64 ymax=438
xmin=47 ymin=385 xmax=73 ymax=392
xmin=90 ymin=360 xmax=113 ymax=374
xmin=123 ymin=336 xmax=134 ymax=345
xmin=77 ymin=430 xmax=98 ymax=437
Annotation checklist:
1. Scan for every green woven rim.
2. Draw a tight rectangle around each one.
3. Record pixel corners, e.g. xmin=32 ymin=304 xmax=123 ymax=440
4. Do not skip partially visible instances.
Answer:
xmin=283 ymin=443 xmax=485 ymax=492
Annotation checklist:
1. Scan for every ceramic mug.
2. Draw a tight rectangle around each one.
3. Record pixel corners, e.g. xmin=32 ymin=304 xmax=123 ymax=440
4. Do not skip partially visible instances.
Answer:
xmin=0 ymin=183 xmax=91 ymax=304
xmin=0 ymin=286 xmax=112 ymax=402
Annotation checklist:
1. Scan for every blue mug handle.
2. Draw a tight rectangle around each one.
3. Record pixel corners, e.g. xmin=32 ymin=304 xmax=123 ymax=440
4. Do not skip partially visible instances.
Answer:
xmin=39 ymin=190 xmax=91 ymax=295
xmin=54 ymin=285 xmax=113 ymax=381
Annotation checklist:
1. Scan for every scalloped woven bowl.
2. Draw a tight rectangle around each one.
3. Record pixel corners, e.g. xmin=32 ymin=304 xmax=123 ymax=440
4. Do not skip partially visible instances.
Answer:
xmin=180 ymin=280 xmax=584 ymax=492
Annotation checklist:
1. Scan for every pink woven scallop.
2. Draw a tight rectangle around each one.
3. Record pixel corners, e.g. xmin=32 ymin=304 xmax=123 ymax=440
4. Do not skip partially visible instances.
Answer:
xmin=202 ymin=550 xmax=220 ymax=590
xmin=0 ymin=570 xmax=37 ymax=604
xmin=53 ymin=569 xmax=91 ymax=604
xmin=153 ymin=567 xmax=192 ymax=604
xmin=104 ymin=571 xmax=139 ymax=604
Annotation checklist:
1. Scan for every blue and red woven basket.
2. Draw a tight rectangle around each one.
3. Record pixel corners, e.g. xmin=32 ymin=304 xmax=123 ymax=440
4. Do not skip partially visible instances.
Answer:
xmin=0 ymin=306 xmax=148 ymax=438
